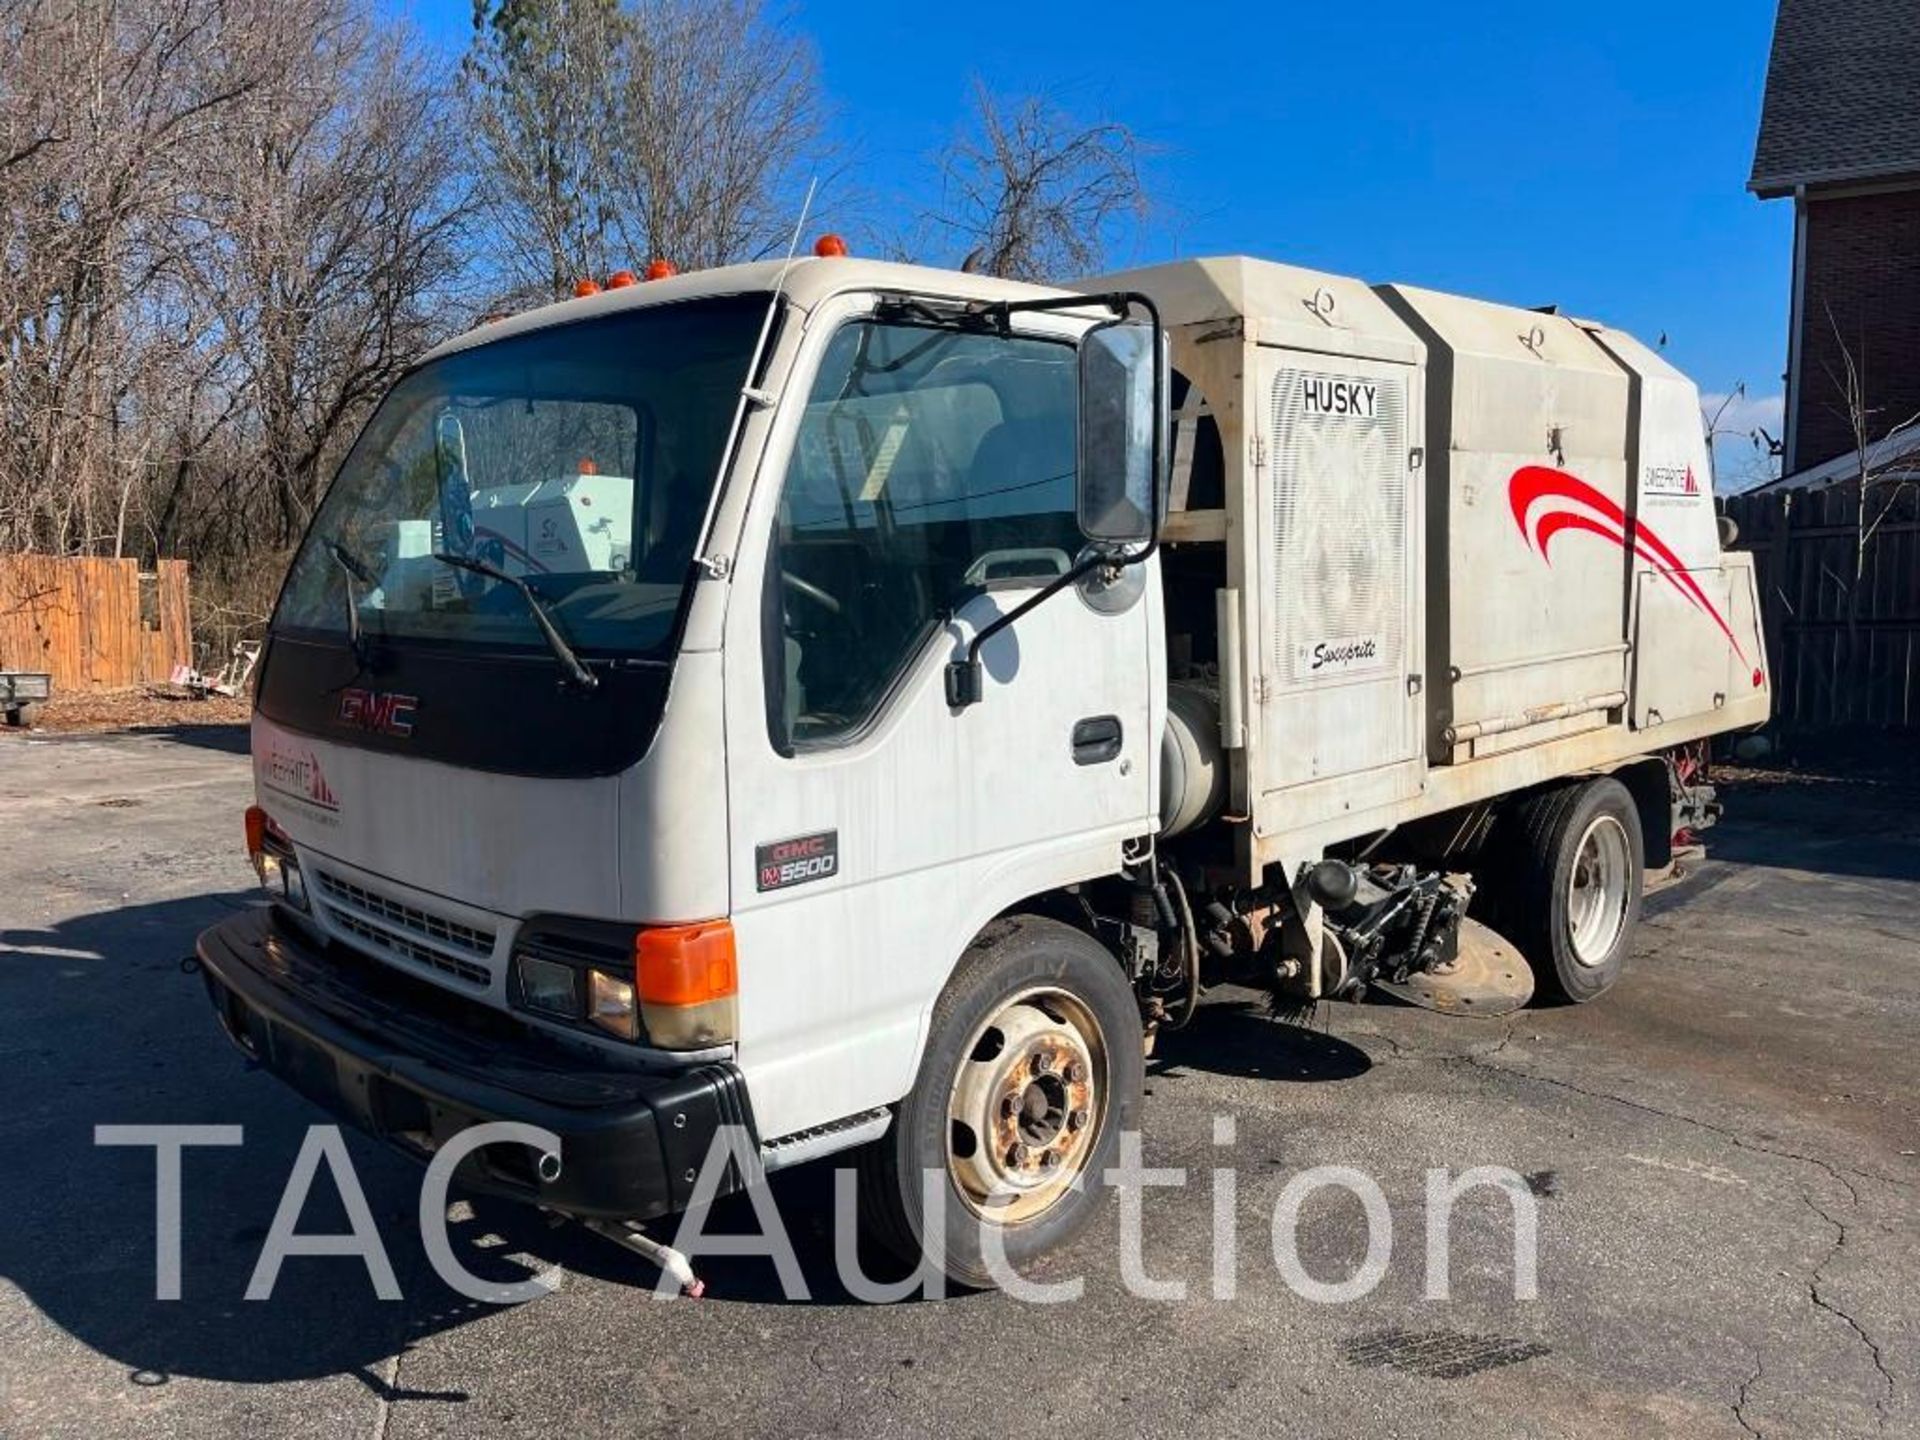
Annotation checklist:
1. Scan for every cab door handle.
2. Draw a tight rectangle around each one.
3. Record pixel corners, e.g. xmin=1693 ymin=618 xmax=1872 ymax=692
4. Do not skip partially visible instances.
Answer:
xmin=1071 ymin=715 xmax=1123 ymax=766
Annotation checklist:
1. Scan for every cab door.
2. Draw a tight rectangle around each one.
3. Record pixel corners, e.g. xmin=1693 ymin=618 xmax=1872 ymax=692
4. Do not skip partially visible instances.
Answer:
xmin=720 ymin=302 xmax=1160 ymax=1142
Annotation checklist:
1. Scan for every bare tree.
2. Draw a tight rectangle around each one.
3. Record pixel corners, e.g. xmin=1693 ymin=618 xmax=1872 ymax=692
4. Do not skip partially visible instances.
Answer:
xmin=0 ymin=0 xmax=467 ymax=598
xmin=0 ymin=0 xmax=293 ymax=556
xmin=460 ymin=0 xmax=627 ymax=302
xmin=929 ymin=80 xmax=1150 ymax=283
xmin=610 ymin=0 xmax=826 ymax=271
xmin=1700 ymin=383 xmax=1784 ymax=494
xmin=1806 ymin=310 xmax=1920 ymax=724
xmin=462 ymin=0 xmax=827 ymax=303
xmin=182 ymin=3 xmax=472 ymax=556
xmin=1823 ymin=310 xmax=1920 ymax=589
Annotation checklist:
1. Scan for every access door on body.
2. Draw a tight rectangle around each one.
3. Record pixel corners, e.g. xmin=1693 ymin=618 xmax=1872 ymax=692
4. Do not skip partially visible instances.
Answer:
xmin=1253 ymin=351 xmax=1425 ymax=817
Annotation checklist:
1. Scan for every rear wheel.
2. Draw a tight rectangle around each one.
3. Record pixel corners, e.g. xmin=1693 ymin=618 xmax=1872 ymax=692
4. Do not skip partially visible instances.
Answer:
xmin=1494 ymin=777 xmax=1644 ymax=1004
xmin=858 ymin=914 xmax=1143 ymax=1289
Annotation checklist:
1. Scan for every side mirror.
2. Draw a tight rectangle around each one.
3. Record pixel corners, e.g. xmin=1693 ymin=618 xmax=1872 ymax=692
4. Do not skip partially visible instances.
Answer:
xmin=1076 ymin=320 xmax=1163 ymax=544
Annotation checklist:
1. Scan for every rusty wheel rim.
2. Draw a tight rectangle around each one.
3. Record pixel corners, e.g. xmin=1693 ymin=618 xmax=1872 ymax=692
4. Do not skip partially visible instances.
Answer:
xmin=945 ymin=987 xmax=1107 ymax=1225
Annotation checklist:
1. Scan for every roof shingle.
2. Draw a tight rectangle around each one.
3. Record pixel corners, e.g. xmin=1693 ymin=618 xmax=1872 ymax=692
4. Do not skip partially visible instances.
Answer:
xmin=1750 ymin=0 xmax=1920 ymax=196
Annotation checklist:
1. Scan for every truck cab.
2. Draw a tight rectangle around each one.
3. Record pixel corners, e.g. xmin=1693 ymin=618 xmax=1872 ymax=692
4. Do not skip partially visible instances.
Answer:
xmin=203 ymin=256 xmax=1171 ymax=1286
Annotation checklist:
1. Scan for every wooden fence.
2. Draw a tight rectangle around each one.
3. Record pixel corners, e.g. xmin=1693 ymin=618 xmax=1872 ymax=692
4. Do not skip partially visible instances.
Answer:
xmin=0 ymin=554 xmax=192 ymax=692
xmin=1725 ymin=481 xmax=1920 ymax=732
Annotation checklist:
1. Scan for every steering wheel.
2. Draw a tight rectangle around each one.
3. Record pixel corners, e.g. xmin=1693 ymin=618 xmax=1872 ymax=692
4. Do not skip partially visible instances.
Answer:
xmin=780 ymin=570 xmax=843 ymax=615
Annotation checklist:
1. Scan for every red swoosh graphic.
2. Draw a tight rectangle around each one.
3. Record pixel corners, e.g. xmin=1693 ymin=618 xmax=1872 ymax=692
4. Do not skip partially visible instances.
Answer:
xmin=1508 ymin=465 xmax=1763 ymax=689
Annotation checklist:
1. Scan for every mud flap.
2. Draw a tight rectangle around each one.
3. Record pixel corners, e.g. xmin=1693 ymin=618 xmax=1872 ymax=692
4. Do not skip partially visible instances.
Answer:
xmin=1371 ymin=917 xmax=1534 ymax=1017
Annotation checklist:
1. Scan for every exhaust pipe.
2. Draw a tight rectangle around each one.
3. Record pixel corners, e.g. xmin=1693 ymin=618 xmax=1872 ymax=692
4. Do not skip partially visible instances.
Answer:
xmin=535 ymin=1150 xmax=563 ymax=1184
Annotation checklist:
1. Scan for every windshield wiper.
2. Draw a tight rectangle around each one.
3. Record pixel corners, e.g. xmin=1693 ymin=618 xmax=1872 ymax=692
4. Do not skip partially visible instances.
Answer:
xmin=432 ymin=552 xmax=599 ymax=691
xmin=325 ymin=538 xmax=377 ymax=656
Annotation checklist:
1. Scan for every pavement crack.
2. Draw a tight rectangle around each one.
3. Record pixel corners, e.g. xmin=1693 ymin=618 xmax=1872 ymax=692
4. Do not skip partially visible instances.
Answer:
xmin=1484 ymin=1016 xmax=1521 ymax=1061
xmin=368 ymin=1351 xmax=400 ymax=1440
xmin=1450 ymin=1049 xmax=1916 ymax=1193
xmin=1456 ymin=1049 xmax=1905 ymax=1428
xmin=1800 ymin=1180 xmax=1896 ymax=1432
xmin=1361 ymin=1030 xmax=1410 ymax=1062
xmin=807 ymin=1338 xmax=859 ymax=1427
xmin=1733 ymin=1348 xmax=1765 ymax=1439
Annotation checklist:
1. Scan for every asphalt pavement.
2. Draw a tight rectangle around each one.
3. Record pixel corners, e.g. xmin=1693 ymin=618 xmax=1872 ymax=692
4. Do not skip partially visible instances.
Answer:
xmin=1 ymin=729 xmax=1913 ymax=1438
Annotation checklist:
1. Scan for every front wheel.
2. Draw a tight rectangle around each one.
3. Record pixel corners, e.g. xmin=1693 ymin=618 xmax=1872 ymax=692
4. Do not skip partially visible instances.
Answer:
xmin=1495 ymin=776 xmax=1645 ymax=1004
xmin=858 ymin=914 xmax=1143 ymax=1289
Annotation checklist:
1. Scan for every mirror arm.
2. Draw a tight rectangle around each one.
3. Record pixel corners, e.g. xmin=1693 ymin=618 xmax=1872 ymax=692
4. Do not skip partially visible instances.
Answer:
xmin=945 ymin=549 xmax=1110 ymax=709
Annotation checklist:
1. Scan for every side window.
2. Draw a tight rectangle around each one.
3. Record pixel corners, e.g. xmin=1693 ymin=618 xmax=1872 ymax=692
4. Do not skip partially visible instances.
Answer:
xmin=769 ymin=319 xmax=1080 ymax=748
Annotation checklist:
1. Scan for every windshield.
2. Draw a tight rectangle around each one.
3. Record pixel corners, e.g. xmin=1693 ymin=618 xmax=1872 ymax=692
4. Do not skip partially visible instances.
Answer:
xmin=273 ymin=294 xmax=769 ymax=661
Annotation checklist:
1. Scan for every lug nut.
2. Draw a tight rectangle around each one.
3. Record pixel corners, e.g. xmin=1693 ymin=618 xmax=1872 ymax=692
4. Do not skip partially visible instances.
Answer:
xmin=1067 ymin=1109 xmax=1089 ymax=1132
xmin=1009 ymin=1144 xmax=1031 ymax=1168
xmin=1000 ymin=1095 xmax=1019 ymax=1118
xmin=1041 ymin=1150 xmax=1060 ymax=1169
xmin=1065 ymin=1061 xmax=1086 ymax=1083
xmin=1031 ymin=1053 xmax=1052 ymax=1076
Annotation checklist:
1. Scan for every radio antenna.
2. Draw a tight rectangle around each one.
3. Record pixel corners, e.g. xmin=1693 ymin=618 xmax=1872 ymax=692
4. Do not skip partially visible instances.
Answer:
xmin=692 ymin=177 xmax=820 ymax=573
xmin=770 ymin=176 xmax=819 ymax=297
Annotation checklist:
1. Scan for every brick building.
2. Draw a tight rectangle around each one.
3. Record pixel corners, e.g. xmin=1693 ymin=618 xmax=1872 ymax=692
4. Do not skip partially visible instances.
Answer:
xmin=1750 ymin=0 xmax=1920 ymax=476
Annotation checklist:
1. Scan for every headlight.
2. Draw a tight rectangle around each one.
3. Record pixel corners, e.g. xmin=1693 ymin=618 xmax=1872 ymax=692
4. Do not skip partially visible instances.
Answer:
xmin=507 ymin=916 xmax=736 ymax=1049
xmin=251 ymin=845 xmax=309 ymax=912
xmin=245 ymin=805 xmax=308 ymax=912
xmin=588 ymin=968 xmax=638 ymax=1041
xmin=282 ymin=858 xmax=308 ymax=910
xmin=515 ymin=954 xmax=581 ymax=1020
xmin=508 ymin=951 xmax=634 ymax=1038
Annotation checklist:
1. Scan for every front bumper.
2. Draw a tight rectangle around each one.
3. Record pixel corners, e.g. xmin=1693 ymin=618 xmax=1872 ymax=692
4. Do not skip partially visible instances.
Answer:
xmin=196 ymin=907 xmax=757 ymax=1220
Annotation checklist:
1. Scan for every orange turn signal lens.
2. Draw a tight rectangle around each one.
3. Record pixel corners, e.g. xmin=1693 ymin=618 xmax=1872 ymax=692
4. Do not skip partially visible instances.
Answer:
xmin=573 ymin=277 xmax=602 ymax=297
xmin=813 ymin=233 xmax=848 ymax=257
xmin=606 ymin=268 xmax=638 ymax=289
xmin=245 ymin=804 xmax=268 ymax=857
xmin=635 ymin=920 xmax=736 ymax=1005
xmin=643 ymin=258 xmax=677 ymax=280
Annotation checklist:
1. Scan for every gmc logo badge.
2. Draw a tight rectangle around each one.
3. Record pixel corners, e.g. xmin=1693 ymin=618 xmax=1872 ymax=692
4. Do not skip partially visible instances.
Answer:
xmin=756 ymin=830 xmax=838 ymax=892
xmin=337 ymin=687 xmax=418 ymax=738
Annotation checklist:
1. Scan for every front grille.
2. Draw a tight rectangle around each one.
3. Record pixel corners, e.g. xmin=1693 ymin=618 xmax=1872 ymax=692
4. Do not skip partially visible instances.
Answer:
xmin=314 ymin=872 xmax=493 ymax=957
xmin=312 ymin=869 xmax=494 ymax=990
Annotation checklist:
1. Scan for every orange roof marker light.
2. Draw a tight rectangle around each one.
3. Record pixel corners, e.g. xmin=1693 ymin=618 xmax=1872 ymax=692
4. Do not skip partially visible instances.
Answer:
xmin=643 ymin=259 xmax=677 ymax=280
xmin=813 ymin=233 xmax=849 ymax=258
xmin=573 ymin=278 xmax=602 ymax=297
xmin=606 ymin=269 xmax=638 ymax=289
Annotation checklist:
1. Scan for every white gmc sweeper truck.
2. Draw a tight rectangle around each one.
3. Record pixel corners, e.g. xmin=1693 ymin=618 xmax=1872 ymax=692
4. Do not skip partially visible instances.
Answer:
xmin=197 ymin=250 xmax=1769 ymax=1290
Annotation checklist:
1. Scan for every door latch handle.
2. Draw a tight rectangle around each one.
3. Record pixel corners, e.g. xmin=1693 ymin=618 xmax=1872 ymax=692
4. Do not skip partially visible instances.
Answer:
xmin=1071 ymin=715 xmax=1124 ymax=766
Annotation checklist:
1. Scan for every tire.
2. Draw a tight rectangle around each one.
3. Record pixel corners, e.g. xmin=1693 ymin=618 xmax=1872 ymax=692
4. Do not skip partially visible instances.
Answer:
xmin=1493 ymin=777 xmax=1644 ymax=1004
xmin=857 ymin=914 xmax=1144 ymax=1290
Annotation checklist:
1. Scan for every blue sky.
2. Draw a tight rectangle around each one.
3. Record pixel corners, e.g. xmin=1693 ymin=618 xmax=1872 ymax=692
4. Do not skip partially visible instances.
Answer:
xmin=400 ymin=0 xmax=1790 ymax=482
